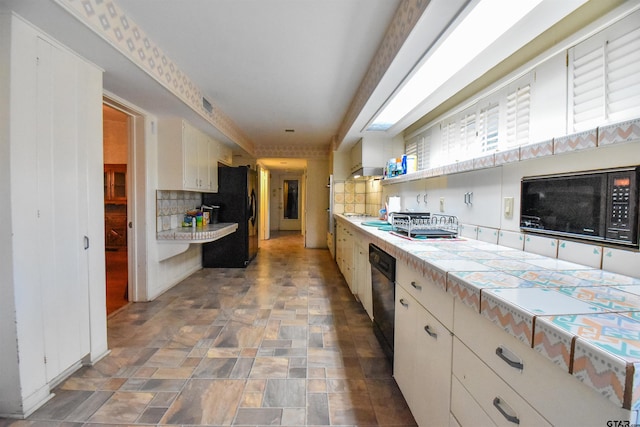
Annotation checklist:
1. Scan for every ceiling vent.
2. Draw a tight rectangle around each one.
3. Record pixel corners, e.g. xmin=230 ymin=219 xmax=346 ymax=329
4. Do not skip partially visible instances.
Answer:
xmin=202 ymin=97 xmax=213 ymax=114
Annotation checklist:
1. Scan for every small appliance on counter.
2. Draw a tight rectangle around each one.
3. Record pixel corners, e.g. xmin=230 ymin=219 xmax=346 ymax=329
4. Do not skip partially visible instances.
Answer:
xmin=391 ymin=213 xmax=459 ymax=238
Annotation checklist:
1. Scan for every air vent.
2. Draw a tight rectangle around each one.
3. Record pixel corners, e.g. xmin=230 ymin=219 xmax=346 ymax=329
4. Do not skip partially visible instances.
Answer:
xmin=202 ymin=97 xmax=213 ymax=114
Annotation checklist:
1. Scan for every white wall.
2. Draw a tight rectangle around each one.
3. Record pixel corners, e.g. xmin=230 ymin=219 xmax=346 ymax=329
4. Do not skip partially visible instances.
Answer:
xmin=384 ymin=141 xmax=640 ymax=233
xmin=305 ymin=158 xmax=329 ymax=248
xmin=0 ymin=11 xmax=22 ymax=416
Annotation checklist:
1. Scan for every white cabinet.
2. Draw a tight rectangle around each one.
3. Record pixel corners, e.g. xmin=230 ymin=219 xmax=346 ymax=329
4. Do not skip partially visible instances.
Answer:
xmin=397 ymin=261 xmax=454 ymax=330
xmin=353 ymin=239 xmax=372 ymax=320
xmin=452 ymin=337 xmax=551 ymax=427
xmin=336 ymin=222 xmax=354 ymax=290
xmin=158 ymin=118 xmax=219 ymax=192
xmin=453 ymin=302 xmax=632 ymax=426
xmin=395 ymin=284 xmax=452 ymax=427
xmin=1 ymin=14 xmax=106 ymax=416
xmin=218 ymin=142 xmax=233 ymax=166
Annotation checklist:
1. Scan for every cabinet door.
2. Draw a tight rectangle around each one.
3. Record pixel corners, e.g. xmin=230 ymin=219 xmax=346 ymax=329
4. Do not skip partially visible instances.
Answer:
xmin=354 ymin=240 xmax=373 ymax=320
xmin=413 ymin=307 xmax=453 ymax=427
xmin=182 ymin=122 xmax=199 ymax=190
xmin=343 ymin=228 xmax=354 ymax=291
xmin=394 ymin=286 xmax=416 ymax=404
xmin=208 ymin=137 xmax=219 ymax=192
xmin=197 ymin=132 xmax=210 ymax=190
xmin=36 ymin=37 xmax=91 ymax=383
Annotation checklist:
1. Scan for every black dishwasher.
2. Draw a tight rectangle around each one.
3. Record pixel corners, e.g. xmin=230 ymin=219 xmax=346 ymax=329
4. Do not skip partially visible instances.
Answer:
xmin=369 ymin=243 xmax=396 ymax=363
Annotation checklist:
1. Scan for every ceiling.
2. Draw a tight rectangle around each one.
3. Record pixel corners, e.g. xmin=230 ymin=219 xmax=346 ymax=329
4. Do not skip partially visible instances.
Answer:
xmin=2 ymin=0 xmax=610 ymax=173
xmin=114 ymin=0 xmax=401 ymax=151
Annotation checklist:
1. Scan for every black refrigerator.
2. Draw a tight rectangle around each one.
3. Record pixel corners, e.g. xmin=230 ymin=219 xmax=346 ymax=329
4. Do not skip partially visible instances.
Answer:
xmin=202 ymin=166 xmax=258 ymax=267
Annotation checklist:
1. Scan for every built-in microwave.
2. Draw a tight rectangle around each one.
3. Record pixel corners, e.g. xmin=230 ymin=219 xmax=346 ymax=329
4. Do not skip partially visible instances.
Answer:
xmin=520 ymin=166 xmax=639 ymax=248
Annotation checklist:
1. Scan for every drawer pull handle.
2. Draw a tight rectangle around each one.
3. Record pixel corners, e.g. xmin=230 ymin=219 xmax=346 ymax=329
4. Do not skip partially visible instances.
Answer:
xmin=424 ymin=325 xmax=437 ymax=339
xmin=411 ymin=281 xmax=422 ymax=291
xmin=496 ymin=346 xmax=523 ymax=370
xmin=399 ymin=299 xmax=409 ymax=308
xmin=493 ymin=397 xmax=520 ymax=424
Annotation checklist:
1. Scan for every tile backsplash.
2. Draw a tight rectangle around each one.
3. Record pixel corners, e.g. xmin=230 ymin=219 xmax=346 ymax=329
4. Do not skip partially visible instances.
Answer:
xmin=333 ymin=178 xmax=383 ymax=217
xmin=156 ymin=190 xmax=202 ymax=232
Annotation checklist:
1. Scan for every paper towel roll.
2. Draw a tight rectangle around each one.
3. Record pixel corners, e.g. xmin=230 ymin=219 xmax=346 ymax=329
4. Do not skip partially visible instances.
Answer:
xmin=387 ymin=196 xmax=401 ymax=224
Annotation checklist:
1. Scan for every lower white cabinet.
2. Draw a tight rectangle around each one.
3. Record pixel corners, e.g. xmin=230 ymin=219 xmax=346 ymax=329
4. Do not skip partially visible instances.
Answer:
xmin=450 ymin=376 xmax=496 ymax=427
xmin=453 ymin=302 xmax=632 ymax=426
xmin=452 ymin=338 xmax=551 ymax=427
xmin=353 ymin=239 xmax=373 ymax=320
xmin=336 ymin=222 xmax=354 ymax=290
xmin=395 ymin=284 xmax=452 ymax=427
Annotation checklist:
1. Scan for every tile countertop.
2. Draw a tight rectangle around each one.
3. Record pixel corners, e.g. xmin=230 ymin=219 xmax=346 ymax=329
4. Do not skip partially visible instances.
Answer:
xmin=335 ymin=214 xmax=640 ymax=412
xmin=157 ymin=222 xmax=238 ymax=242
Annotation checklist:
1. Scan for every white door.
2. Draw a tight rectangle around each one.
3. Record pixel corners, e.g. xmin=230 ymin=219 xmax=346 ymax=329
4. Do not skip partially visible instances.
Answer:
xmin=279 ymin=175 xmax=302 ymax=230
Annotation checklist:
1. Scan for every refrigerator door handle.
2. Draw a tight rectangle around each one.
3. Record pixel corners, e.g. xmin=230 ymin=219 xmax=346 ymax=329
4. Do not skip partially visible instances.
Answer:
xmin=249 ymin=189 xmax=257 ymax=226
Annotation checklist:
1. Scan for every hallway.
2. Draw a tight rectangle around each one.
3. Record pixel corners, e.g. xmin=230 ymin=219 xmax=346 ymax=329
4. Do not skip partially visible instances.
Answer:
xmin=3 ymin=232 xmax=415 ymax=426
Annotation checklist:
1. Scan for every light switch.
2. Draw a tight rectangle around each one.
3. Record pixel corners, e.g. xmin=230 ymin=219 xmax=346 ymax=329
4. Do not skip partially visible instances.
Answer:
xmin=439 ymin=197 xmax=445 ymax=212
xmin=504 ymin=197 xmax=514 ymax=218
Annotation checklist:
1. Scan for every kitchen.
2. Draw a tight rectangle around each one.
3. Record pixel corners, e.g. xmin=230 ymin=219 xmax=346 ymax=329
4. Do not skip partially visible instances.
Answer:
xmin=1 ymin=0 xmax=640 ymax=424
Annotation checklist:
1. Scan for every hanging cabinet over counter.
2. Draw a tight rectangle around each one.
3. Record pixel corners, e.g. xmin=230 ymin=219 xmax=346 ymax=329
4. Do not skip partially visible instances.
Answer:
xmin=157 ymin=118 xmax=219 ymax=192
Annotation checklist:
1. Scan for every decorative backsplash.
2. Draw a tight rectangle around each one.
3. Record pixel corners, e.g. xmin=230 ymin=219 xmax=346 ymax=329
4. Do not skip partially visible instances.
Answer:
xmin=156 ymin=190 xmax=202 ymax=232
xmin=333 ymin=178 xmax=382 ymax=217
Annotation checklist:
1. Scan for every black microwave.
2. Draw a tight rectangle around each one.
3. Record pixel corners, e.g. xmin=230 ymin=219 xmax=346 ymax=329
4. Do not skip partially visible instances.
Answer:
xmin=520 ymin=166 xmax=639 ymax=248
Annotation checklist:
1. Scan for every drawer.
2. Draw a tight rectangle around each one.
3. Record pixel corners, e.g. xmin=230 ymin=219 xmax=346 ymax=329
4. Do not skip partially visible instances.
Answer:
xmin=454 ymin=302 xmax=632 ymax=426
xmin=397 ymin=261 xmax=454 ymax=330
xmin=450 ymin=375 xmax=495 ymax=427
xmin=452 ymin=338 xmax=551 ymax=427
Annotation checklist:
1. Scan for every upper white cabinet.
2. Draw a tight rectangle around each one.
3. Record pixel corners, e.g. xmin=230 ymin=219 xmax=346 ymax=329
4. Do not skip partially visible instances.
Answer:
xmin=218 ymin=142 xmax=233 ymax=166
xmin=158 ymin=118 xmax=219 ymax=192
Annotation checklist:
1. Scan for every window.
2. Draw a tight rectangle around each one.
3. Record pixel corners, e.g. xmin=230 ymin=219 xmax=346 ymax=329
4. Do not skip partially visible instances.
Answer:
xmin=569 ymin=12 xmax=640 ymax=131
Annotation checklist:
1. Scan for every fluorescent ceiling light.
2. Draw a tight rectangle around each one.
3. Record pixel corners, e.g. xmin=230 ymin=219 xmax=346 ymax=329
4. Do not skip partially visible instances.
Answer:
xmin=369 ymin=0 xmax=543 ymax=131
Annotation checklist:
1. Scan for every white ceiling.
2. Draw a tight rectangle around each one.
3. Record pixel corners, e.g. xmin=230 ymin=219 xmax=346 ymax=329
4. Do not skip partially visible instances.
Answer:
xmin=115 ymin=0 xmax=402 ymax=150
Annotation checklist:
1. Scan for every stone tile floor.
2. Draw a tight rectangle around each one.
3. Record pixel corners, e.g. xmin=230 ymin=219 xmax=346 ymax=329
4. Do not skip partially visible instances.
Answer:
xmin=1 ymin=232 xmax=416 ymax=426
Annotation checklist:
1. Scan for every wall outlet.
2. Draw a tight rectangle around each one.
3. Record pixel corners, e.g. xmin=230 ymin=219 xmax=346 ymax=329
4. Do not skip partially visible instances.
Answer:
xmin=439 ymin=197 xmax=445 ymax=212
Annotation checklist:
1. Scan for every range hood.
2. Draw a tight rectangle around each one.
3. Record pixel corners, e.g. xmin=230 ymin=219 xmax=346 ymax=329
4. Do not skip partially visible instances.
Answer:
xmin=349 ymin=136 xmax=401 ymax=179
xmin=350 ymin=166 xmax=384 ymax=179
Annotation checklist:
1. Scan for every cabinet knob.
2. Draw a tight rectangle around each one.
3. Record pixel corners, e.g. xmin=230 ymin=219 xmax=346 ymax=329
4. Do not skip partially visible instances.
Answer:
xmin=411 ymin=281 xmax=422 ymax=291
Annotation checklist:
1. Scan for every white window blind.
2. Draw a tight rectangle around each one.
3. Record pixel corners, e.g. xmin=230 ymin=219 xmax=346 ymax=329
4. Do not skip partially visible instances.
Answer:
xmin=459 ymin=112 xmax=477 ymax=156
xmin=441 ymin=120 xmax=458 ymax=162
xmin=505 ymin=84 xmax=531 ymax=148
xmin=405 ymin=129 xmax=432 ymax=171
xmin=569 ymin=12 xmax=640 ymax=131
xmin=607 ymin=25 xmax=640 ymax=121
xmin=478 ymin=103 xmax=499 ymax=153
xmin=570 ymin=40 xmax=606 ymax=130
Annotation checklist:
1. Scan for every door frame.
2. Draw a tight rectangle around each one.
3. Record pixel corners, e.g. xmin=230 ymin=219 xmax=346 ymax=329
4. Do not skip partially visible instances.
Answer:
xmin=279 ymin=174 xmax=303 ymax=231
xmin=103 ymin=94 xmax=147 ymax=303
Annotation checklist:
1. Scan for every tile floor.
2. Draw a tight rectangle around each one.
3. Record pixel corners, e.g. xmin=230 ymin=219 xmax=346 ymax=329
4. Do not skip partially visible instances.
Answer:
xmin=1 ymin=231 xmax=415 ymax=426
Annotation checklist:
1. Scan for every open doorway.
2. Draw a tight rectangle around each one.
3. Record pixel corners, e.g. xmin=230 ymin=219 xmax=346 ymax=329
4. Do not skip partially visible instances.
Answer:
xmin=277 ymin=174 xmax=303 ymax=231
xmin=103 ymin=104 xmax=129 ymax=315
